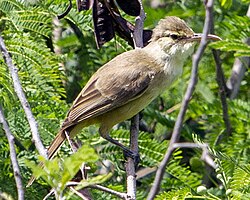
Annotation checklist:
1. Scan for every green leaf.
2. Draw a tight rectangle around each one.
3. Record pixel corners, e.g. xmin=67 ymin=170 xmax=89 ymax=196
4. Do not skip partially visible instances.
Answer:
xmin=209 ymin=40 xmax=250 ymax=57
xmin=26 ymin=145 xmax=99 ymax=194
xmin=219 ymin=0 xmax=232 ymax=8
xmin=156 ymin=187 xmax=192 ymax=200
xmin=61 ymin=145 xmax=99 ymax=186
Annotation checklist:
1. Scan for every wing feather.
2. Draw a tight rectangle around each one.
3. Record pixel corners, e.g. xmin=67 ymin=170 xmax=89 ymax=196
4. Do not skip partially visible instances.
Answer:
xmin=62 ymin=50 xmax=156 ymax=129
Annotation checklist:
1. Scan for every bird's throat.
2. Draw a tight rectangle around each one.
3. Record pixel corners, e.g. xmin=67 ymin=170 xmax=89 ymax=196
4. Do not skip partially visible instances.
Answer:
xmin=143 ymin=41 xmax=195 ymax=85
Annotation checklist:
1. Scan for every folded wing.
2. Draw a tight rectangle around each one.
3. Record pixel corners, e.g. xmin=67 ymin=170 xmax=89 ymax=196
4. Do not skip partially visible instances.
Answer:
xmin=62 ymin=51 xmax=156 ymax=129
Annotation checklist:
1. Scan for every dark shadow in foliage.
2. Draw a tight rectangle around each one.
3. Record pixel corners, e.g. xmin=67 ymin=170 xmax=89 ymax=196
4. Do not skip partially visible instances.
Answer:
xmin=60 ymin=0 xmax=152 ymax=48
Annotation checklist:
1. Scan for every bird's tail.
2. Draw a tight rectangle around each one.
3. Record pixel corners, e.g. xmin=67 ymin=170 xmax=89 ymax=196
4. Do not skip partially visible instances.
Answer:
xmin=26 ymin=130 xmax=66 ymax=187
xmin=47 ymin=129 xmax=66 ymax=159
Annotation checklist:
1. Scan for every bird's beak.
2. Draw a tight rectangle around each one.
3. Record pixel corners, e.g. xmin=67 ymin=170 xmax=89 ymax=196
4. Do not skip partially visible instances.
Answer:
xmin=190 ymin=33 xmax=222 ymax=41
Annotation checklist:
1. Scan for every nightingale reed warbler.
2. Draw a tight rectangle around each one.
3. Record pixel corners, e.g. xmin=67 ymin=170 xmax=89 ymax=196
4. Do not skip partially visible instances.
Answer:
xmin=28 ymin=16 xmax=221 ymax=186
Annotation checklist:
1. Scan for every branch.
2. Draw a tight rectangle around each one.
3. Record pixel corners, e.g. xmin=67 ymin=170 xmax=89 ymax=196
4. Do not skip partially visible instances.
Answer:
xmin=147 ymin=0 xmax=214 ymax=199
xmin=132 ymin=0 xmax=146 ymax=48
xmin=66 ymin=182 xmax=127 ymax=199
xmin=126 ymin=1 xmax=146 ymax=199
xmin=57 ymin=0 xmax=72 ymax=19
xmin=226 ymin=5 xmax=250 ymax=99
xmin=212 ymin=49 xmax=232 ymax=139
xmin=0 ymin=35 xmax=47 ymax=158
xmin=126 ymin=114 xmax=139 ymax=200
xmin=172 ymin=143 xmax=217 ymax=169
xmin=0 ymin=106 xmax=24 ymax=200
xmin=89 ymin=184 xmax=126 ymax=199
xmin=226 ymin=55 xmax=249 ymax=99
xmin=209 ymin=6 xmax=232 ymax=139
xmin=69 ymin=187 xmax=90 ymax=200
xmin=43 ymin=189 xmax=54 ymax=200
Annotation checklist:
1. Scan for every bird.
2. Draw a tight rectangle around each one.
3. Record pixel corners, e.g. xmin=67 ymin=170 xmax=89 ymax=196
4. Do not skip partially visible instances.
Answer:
xmin=28 ymin=16 xmax=220 ymax=186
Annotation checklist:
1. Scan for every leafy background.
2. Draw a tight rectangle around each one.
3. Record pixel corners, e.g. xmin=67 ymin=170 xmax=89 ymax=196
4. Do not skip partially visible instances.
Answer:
xmin=0 ymin=0 xmax=249 ymax=199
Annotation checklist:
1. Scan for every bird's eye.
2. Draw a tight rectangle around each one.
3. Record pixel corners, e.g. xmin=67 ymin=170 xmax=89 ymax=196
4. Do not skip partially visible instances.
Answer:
xmin=170 ymin=34 xmax=179 ymax=40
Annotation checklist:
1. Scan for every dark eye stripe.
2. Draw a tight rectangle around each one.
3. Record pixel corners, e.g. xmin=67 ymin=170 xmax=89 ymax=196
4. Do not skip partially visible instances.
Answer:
xmin=170 ymin=34 xmax=179 ymax=40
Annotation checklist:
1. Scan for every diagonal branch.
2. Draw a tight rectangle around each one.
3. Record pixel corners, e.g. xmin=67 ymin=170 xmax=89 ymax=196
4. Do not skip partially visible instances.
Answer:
xmin=65 ymin=182 xmax=127 ymax=199
xmin=147 ymin=0 xmax=214 ymax=199
xmin=0 ymin=35 xmax=47 ymax=158
xmin=0 ymin=106 xmax=24 ymax=200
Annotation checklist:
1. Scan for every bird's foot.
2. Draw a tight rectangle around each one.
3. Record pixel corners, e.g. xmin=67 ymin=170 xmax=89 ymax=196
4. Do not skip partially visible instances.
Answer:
xmin=123 ymin=149 xmax=140 ymax=169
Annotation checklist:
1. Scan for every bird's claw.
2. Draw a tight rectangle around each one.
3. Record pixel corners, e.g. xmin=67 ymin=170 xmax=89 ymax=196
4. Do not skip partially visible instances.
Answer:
xmin=123 ymin=149 xmax=140 ymax=169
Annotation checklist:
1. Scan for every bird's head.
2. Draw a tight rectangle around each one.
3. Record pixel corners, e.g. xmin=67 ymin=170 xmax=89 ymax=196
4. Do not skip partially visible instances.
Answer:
xmin=150 ymin=16 xmax=221 ymax=58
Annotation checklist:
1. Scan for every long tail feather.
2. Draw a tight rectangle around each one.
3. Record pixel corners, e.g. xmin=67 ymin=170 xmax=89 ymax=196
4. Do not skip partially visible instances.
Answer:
xmin=47 ymin=130 xmax=66 ymax=159
xmin=26 ymin=130 xmax=66 ymax=187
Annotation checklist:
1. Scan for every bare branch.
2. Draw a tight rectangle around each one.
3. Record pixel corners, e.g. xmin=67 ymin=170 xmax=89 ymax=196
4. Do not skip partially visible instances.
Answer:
xmin=126 ymin=114 xmax=139 ymax=200
xmin=66 ymin=182 xmax=127 ymax=199
xmin=43 ymin=189 xmax=54 ymax=200
xmin=212 ymin=49 xmax=232 ymax=139
xmin=0 ymin=106 xmax=24 ymax=200
xmin=0 ymin=35 xmax=47 ymax=158
xmin=89 ymin=184 xmax=126 ymax=199
xmin=126 ymin=1 xmax=146 ymax=199
xmin=226 ymin=5 xmax=250 ymax=99
xmin=227 ymin=56 xmax=249 ymax=99
xmin=209 ymin=5 xmax=232 ymax=139
xmin=147 ymin=1 xmax=214 ymax=199
xmin=69 ymin=187 xmax=91 ymax=200
xmin=136 ymin=167 xmax=157 ymax=180
xmin=132 ymin=0 xmax=146 ymax=48
xmin=172 ymin=143 xmax=217 ymax=169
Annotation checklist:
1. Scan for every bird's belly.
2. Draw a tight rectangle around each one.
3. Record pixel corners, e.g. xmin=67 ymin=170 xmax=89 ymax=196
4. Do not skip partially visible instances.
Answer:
xmin=98 ymin=82 xmax=166 ymax=129
xmin=97 ymin=72 xmax=178 ymax=130
xmin=98 ymin=95 xmax=154 ymax=129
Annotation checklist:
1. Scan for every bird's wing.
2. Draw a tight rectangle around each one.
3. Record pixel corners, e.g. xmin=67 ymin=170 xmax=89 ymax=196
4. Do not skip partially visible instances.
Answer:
xmin=63 ymin=51 xmax=156 ymax=128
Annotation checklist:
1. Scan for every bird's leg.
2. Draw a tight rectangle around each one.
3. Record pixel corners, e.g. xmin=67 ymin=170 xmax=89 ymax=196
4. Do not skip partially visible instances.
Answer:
xmin=99 ymin=128 xmax=140 ymax=165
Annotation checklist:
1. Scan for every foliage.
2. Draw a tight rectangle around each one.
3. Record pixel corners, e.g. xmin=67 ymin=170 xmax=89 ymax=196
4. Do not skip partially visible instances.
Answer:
xmin=208 ymin=9 xmax=250 ymax=65
xmin=0 ymin=0 xmax=249 ymax=199
xmin=26 ymin=145 xmax=110 ymax=198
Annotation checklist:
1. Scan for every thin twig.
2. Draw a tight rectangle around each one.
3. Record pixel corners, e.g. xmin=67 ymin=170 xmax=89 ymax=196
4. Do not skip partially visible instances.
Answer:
xmin=57 ymin=0 xmax=72 ymax=19
xmin=69 ymin=187 xmax=90 ymax=200
xmin=147 ymin=1 xmax=214 ymax=199
xmin=89 ymin=184 xmax=127 ymax=199
xmin=43 ymin=189 xmax=54 ymax=200
xmin=209 ymin=4 xmax=232 ymax=138
xmin=136 ymin=167 xmax=157 ymax=180
xmin=0 ymin=35 xmax=47 ymax=158
xmin=172 ymin=142 xmax=217 ymax=169
xmin=212 ymin=50 xmax=232 ymax=139
xmin=0 ymin=106 xmax=24 ymax=200
xmin=66 ymin=182 xmax=127 ymax=199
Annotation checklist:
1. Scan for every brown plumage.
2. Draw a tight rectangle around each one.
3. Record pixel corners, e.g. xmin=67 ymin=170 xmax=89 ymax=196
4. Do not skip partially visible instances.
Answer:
xmin=27 ymin=16 xmax=221 ymax=186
